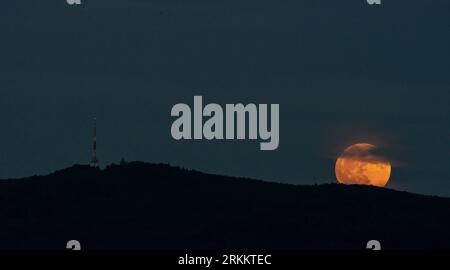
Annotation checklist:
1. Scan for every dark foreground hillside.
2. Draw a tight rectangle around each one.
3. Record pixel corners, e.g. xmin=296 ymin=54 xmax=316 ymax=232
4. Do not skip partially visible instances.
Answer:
xmin=0 ymin=162 xmax=449 ymax=250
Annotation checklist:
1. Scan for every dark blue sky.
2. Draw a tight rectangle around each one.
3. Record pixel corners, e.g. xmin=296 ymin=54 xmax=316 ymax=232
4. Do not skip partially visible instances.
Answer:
xmin=0 ymin=0 xmax=449 ymax=196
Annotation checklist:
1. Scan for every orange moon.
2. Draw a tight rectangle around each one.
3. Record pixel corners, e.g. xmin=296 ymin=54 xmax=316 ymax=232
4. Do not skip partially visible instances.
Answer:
xmin=335 ymin=143 xmax=391 ymax=187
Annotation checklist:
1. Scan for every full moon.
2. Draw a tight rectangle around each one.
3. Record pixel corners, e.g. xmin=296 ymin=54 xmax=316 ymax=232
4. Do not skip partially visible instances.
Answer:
xmin=335 ymin=143 xmax=391 ymax=187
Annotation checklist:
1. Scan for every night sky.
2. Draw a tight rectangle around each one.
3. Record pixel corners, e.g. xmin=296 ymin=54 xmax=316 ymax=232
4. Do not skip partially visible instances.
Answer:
xmin=0 ymin=0 xmax=449 ymax=196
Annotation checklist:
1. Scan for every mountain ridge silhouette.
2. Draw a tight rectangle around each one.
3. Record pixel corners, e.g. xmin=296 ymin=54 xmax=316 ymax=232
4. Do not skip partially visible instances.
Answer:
xmin=1 ymin=161 xmax=449 ymax=250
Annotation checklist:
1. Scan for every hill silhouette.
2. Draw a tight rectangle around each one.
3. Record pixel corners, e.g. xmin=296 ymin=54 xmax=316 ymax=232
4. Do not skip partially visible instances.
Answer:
xmin=0 ymin=162 xmax=449 ymax=250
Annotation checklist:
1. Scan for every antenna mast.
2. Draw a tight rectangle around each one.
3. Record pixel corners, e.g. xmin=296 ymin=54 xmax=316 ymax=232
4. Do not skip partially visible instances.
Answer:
xmin=90 ymin=117 xmax=99 ymax=168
